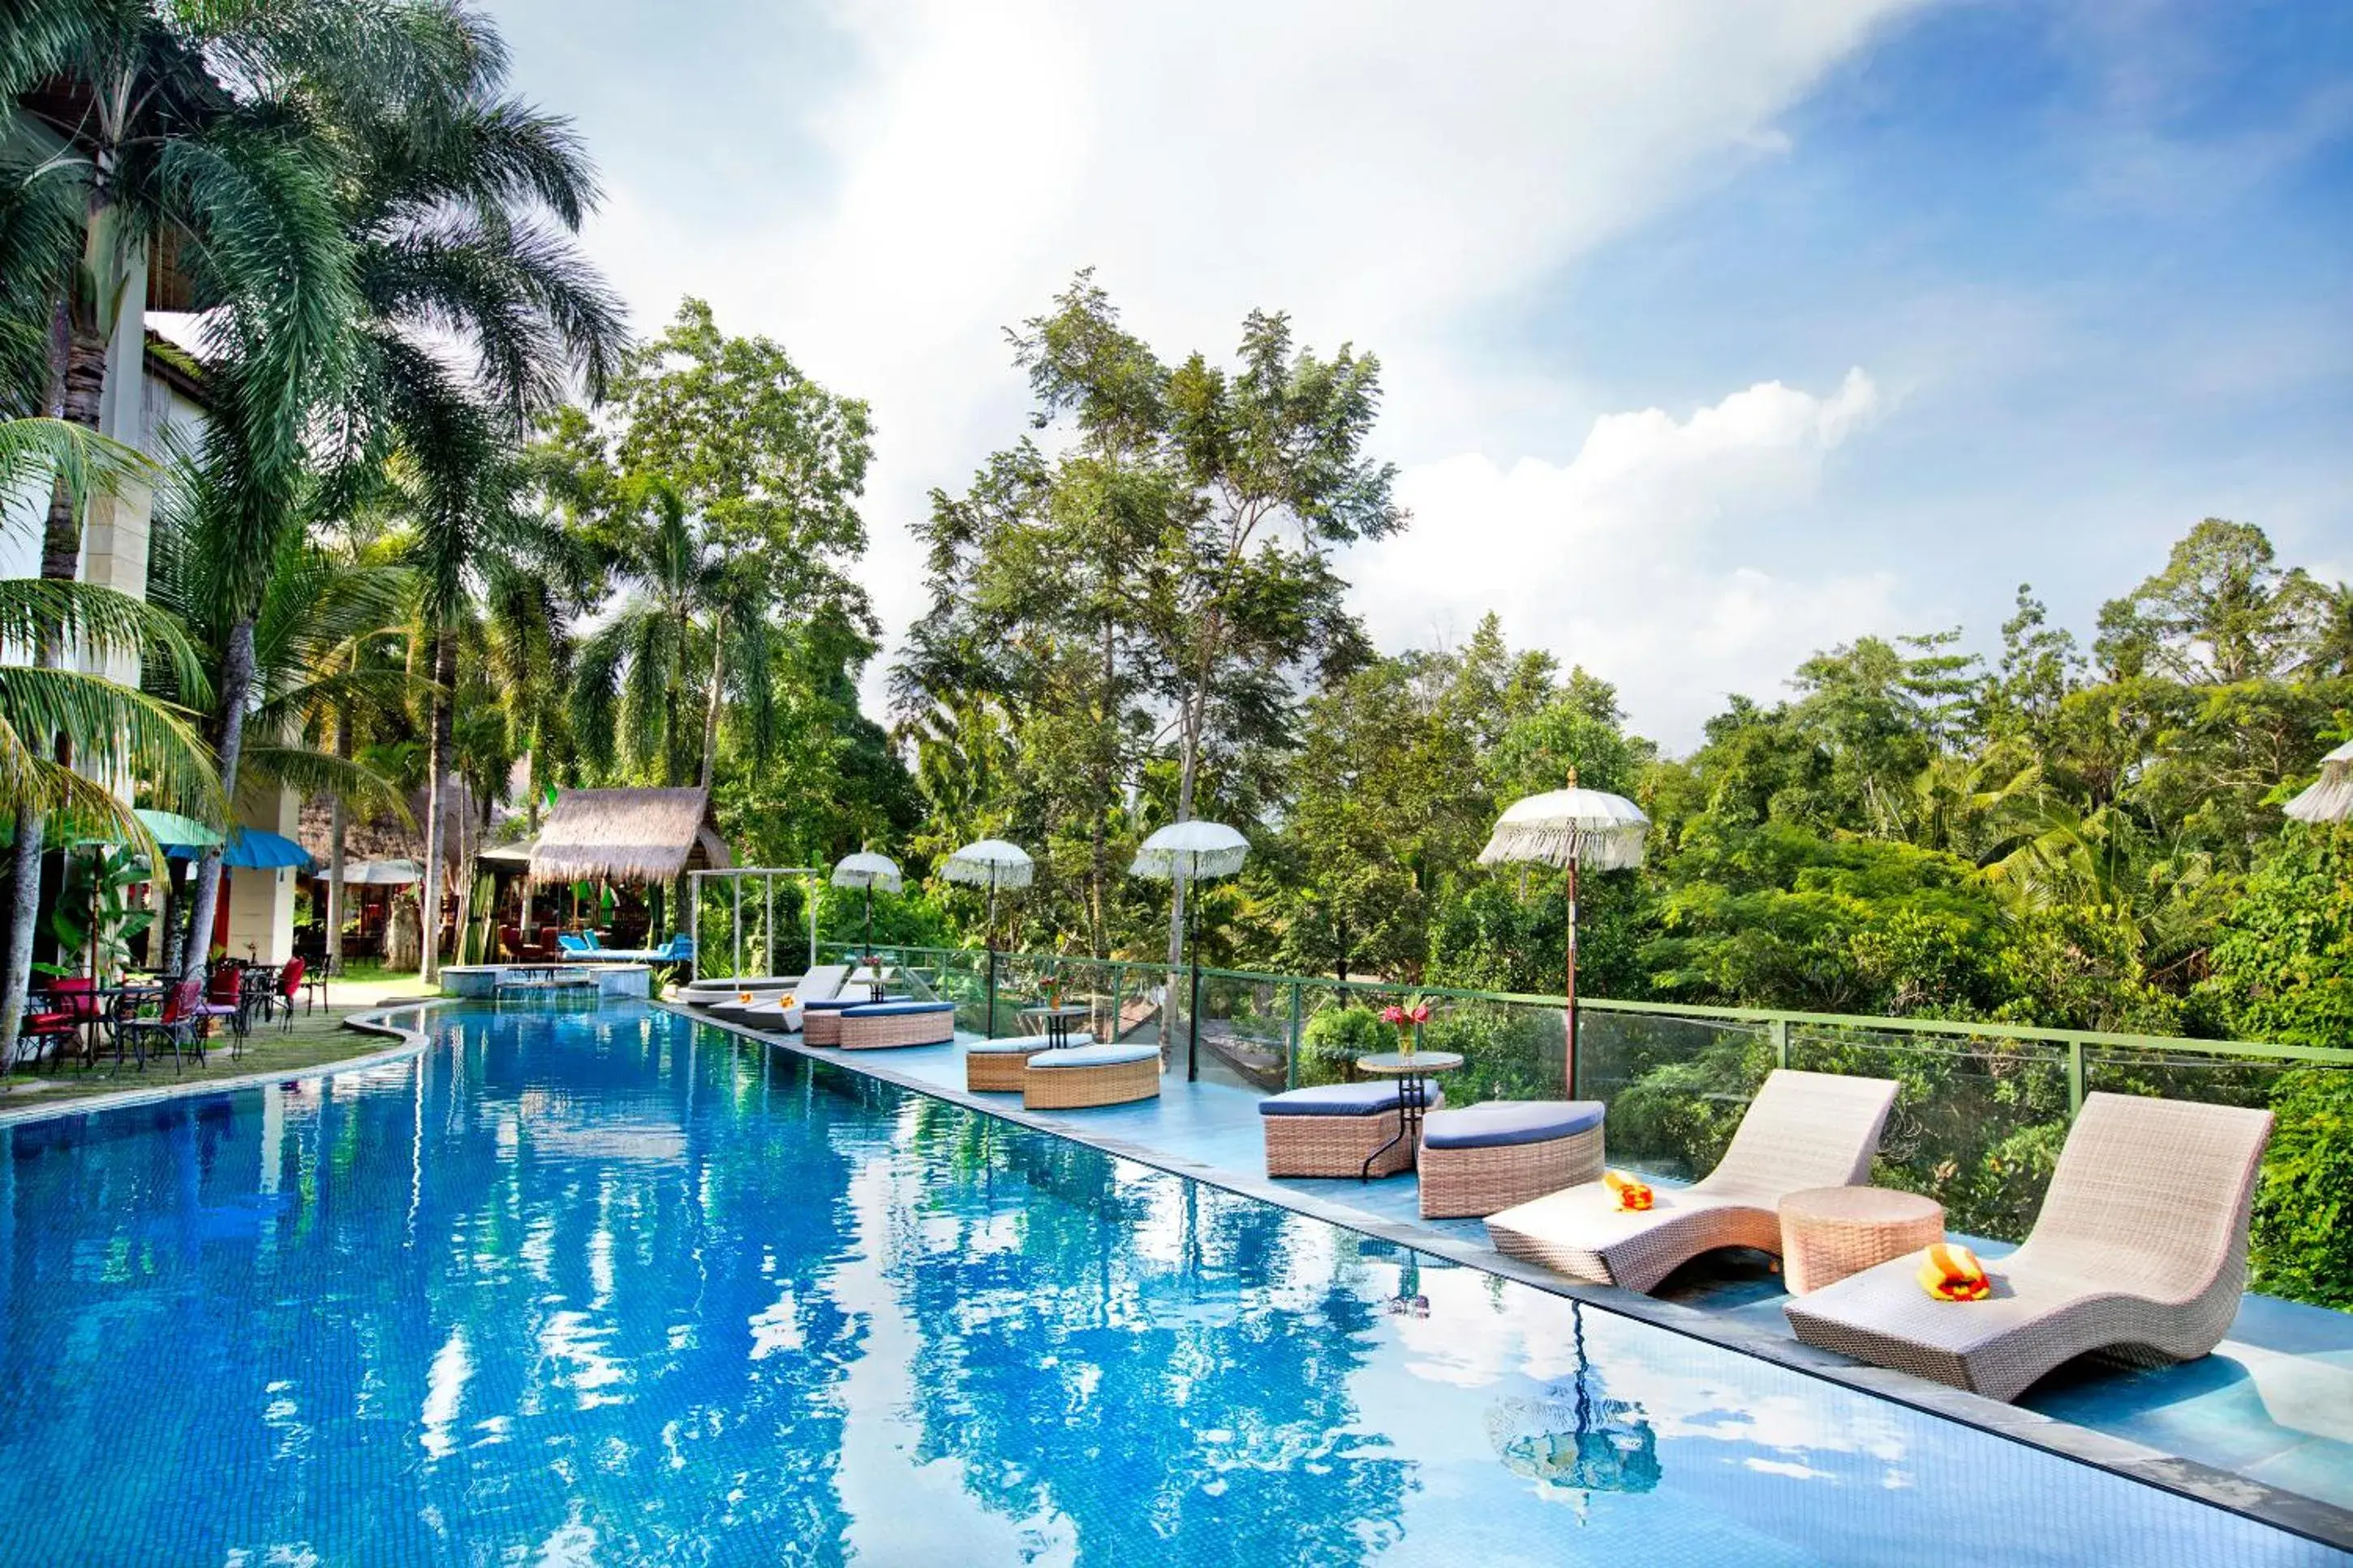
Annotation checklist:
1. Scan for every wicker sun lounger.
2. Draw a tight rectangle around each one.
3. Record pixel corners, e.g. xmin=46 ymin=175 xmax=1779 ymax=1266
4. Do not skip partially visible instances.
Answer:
xmin=1783 ymin=1093 xmax=2274 ymax=1402
xmin=1485 ymin=1070 xmax=1899 ymax=1294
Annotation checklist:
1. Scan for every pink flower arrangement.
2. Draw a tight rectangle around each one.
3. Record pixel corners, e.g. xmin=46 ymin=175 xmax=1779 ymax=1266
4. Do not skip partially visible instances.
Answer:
xmin=1379 ymin=996 xmax=1431 ymax=1056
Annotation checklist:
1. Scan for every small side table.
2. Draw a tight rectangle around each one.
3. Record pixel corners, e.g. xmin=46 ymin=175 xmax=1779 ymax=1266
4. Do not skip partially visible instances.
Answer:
xmin=1779 ymin=1185 xmax=1944 ymax=1295
xmin=1022 ymin=1003 xmax=1090 ymax=1049
xmin=1350 ymin=1050 xmax=1465 ymax=1181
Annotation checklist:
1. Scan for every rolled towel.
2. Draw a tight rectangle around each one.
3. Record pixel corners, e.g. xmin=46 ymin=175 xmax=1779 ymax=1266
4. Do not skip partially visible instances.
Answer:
xmin=1916 ymin=1242 xmax=1990 ymax=1302
xmin=1603 ymin=1170 xmax=1654 ymax=1212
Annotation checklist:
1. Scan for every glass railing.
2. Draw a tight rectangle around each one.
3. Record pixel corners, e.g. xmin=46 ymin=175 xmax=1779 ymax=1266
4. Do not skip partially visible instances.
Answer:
xmin=811 ymin=942 xmax=2353 ymax=1244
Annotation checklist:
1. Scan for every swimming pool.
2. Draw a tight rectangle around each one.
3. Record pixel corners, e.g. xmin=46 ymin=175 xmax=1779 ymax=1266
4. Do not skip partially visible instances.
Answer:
xmin=0 ymin=1002 xmax=2338 ymax=1566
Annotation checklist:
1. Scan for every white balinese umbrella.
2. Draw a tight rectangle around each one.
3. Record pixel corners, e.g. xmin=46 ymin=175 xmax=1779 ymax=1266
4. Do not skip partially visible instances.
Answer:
xmin=1130 ymin=820 xmax=1250 ymax=1081
xmin=2285 ymin=740 xmax=2353 ymax=824
xmin=830 ymin=850 xmax=903 ymax=959
xmin=941 ymin=839 xmax=1034 ymax=930
xmin=943 ymin=839 xmax=1034 ymax=1033
xmin=338 ymin=858 xmax=424 ymax=886
xmin=1478 ymin=772 xmax=1649 ymax=1095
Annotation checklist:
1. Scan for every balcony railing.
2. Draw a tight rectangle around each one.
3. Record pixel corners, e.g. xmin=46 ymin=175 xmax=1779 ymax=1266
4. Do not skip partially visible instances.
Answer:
xmin=800 ymin=941 xmax=2353 ymax=1246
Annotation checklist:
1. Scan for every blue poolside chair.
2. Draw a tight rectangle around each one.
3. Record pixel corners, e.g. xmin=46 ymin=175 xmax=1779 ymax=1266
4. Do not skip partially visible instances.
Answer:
xmin=557 ymin=933 xmax=592 ymax=956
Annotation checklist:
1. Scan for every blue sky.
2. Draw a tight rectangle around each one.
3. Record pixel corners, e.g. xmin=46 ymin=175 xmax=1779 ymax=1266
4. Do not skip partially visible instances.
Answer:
xmin=486 ymin=0 xmax=2351 ymax=748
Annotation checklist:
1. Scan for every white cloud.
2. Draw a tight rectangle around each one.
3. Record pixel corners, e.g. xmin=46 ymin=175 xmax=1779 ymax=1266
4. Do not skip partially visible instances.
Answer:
xmin=1345 ymin=370 xmax=1897 ymax=749
xmin=527 ymin=0 xmax=1931 ymax=722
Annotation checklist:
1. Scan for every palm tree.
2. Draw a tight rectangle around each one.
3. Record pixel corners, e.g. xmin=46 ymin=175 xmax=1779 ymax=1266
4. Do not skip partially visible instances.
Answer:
xmin=319 ymin=9 xmax=623 ymax=981
xmin=4 ymin=0 xmax=367 ymax=572
xmin=0 ymin=419 xmax=217 ymax=1064
xmin=570 ymin=482 xmax=727 ymax=787
xmin=144 ymin=463 xmax=413 ymax=969
xmin=173 ymin=2 xmax=624 ymax=982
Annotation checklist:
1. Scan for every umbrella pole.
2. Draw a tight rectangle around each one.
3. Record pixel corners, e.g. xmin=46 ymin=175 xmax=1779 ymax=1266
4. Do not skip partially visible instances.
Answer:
xmin=986 ymin=869 xmax=999 ymax=1038
xmin=1186 ymin=869 xmax=1202 ymax=1084
xmin=1564 ymin=858 xmax=1580 ymax=1099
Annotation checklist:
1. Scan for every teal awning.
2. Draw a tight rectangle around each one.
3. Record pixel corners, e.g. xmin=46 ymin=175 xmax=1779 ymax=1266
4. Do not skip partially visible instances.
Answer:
xmin=136 ymin=809 xmax=223 ymax=856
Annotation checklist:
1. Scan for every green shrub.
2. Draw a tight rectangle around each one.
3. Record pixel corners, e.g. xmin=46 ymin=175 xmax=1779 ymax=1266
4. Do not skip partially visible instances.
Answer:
xmin=2252 ymin=1068 xmax=2353 ymax=1309
xmin=1298 ymin=1006 xmax=1390 ymax=1085
xmin=1425 ymin=1003 xmax=1562 ymax=1104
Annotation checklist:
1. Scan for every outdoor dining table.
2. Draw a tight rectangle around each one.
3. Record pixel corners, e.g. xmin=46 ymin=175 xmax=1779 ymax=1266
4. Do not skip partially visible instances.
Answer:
xmin=88 ymin=982 xmax=168 ymax=1071
xmin=1349 ymin=1050 xmax=1465 ymax=1181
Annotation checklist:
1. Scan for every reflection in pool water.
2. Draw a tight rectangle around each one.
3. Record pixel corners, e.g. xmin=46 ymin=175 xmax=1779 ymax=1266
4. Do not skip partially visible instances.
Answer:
xmin=0 ymin=1003 xmax=2337 ymax=1566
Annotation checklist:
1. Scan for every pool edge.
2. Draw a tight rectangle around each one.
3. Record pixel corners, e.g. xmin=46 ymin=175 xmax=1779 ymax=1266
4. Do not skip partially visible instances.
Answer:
xmin=0 ymin=1001 xmax=443 ymax=1129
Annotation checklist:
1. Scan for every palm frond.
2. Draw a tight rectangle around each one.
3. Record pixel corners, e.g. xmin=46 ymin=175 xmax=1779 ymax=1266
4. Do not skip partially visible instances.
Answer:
xmin=0 ymin=665 xmax=220 ymax=821
xmin=0 ymin=577 xmax=212 ymax=702
xmin=240 ymin=742 xmax=410 ymax=822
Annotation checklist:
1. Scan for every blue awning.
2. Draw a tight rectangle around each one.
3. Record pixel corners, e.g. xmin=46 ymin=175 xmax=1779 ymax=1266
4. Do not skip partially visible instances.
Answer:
xmin=216 ymin=828 xmax=312 ymax=870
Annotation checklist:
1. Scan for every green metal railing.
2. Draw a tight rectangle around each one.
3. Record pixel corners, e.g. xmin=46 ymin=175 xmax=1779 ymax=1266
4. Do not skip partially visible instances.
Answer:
xmin=819 ymin=942 xmax=2353 ymax=1246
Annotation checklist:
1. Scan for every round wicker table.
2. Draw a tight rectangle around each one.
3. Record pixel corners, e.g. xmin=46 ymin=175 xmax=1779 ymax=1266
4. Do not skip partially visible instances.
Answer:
xmin=1778 ymin=1186 xmax=1945 ymax=1295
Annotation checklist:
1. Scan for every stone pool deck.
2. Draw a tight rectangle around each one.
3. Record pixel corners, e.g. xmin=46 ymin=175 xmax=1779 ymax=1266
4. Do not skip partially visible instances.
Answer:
xmin=672 ymin=1003 xmax=2353 ymax=1552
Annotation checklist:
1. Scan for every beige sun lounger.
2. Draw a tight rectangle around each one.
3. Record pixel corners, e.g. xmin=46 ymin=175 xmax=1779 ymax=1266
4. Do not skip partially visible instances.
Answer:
xmin=724 ymin=965 xmax=851 ymax=1033
xmin=1783 ymin=1093 xmax=2273 ymax=1402
xmin=1485 ymin=1069 xmax=1899 ymax=1294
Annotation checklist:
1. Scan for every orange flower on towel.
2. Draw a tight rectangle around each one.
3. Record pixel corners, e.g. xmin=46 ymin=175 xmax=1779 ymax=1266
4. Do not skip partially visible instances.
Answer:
xmin=1916 ymin=1242 xmax=1990 ymax=1302
xmin=737 ymin=991 xmax=753 ymax=1004
xmin=1603 ymin=1170 xmax=1654 ymax=1211
xmin=779 ymin=994 xmax=796 ymax=1008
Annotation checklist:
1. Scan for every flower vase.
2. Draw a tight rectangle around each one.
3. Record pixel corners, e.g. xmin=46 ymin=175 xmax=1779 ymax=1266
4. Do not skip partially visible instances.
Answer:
xmin=1401 ymin=1024 xmax=1417 ymax=1061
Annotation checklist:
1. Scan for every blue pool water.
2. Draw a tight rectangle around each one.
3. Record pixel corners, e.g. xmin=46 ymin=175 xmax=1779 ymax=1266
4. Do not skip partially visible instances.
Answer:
xmin=0 ymin=1002 xmax=2339 ymax=1566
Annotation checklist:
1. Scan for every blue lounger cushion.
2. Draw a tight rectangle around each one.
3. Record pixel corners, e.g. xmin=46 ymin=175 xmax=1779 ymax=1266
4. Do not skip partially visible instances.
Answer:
xmin=802 ymin=994 xmax=909 ymax=1012
xmin=1419 ymin=1100 xmax=1606 ymax=1151
xmin=968 ymin=1033 xmax=1094 ymax=1055
xmin=1259 ymin=1081 xmax=1429 ymax=1118
xmin=843 ymin=1000 xmax=956 ymax=1018
xmin=1027 ymin=1042 xmax=1159 ymax=1070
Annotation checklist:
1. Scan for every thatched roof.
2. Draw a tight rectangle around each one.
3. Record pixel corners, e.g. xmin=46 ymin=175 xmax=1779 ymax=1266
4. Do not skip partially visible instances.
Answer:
xmin=528 ymin=787 xmax=732 ymax=887
xmin=297 ymin=781 xmax=493 ymax=874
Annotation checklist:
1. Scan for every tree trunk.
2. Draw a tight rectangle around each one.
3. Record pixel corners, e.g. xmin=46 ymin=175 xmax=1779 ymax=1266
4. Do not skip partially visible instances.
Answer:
xmin=325 ymin=691 xmax=351 ymax=973
xmin=419 ymin=623 xmax=455 ymax=981
xmin=699 ymin=610 xmax=725 ymax=789
xmin=1089 ymin=615 xmax=1112 ymax=958
xmin=0 ymin=812 xmax=47 ymax=1073
xmin=184 ymin=619 xmax=258 ymax=977
xmin=1 ymin=299 xmax=106 ymax=1066
xmin=39 ymin=322 xmax=108 ymax=579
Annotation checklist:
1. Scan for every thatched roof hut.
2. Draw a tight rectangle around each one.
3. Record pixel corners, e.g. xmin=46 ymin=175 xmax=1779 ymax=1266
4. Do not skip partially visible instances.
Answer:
xmin=528 ymin=787 xmax=732 ymax=887
xmin=298 ymin=781 xmax=491 ymax=873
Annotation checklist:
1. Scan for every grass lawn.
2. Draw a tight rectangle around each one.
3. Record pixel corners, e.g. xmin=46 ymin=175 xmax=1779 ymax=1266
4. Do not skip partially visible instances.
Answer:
xmin=0 ymin=971 xmax=441 ymax=1111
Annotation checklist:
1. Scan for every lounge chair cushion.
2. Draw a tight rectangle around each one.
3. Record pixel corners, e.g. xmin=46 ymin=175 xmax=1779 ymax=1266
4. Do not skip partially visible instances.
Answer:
xmin=1028 ymin=1043 xmax=1159 ymax=1071
xmin=1422 ymin=1100 xmax=1605 ymax=1149
xmin=842 ymin=1000 xmax=954 ymax=1018
xmin=1259 ymin=1081 xmax=1430 ymax=1118
xmin=802 ymin=994 xmax=907 ymax=1013
xmin=968 ymin=1033 xmax=1093 ymax=1055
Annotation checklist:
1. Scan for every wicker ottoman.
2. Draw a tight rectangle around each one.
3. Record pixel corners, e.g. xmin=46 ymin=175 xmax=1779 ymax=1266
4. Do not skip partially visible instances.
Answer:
xmin=1023 ymin=1043 xmax=1161 ymax=1110
xmin=838 ymin=1000 xmax=957 ymax=1050
xmin=1779 ymin=1186 xmax=1944 ymax=1295
xmin=1417 ymin=1101 xmax=1607 ymax=1220
xmin=1259 ymin=1081 xmax=1448 ymax=1179
xmin=801 ymin=994 xmax=908 ymax=1046
xmin=966 ymin=1033 xmax=1094 ymax=1092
